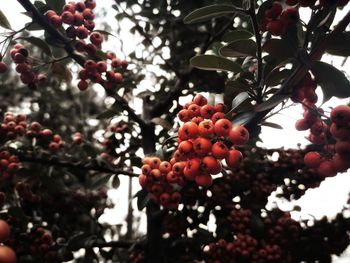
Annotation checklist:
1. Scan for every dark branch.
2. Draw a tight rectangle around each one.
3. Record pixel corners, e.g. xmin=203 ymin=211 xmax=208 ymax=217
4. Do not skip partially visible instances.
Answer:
xmin=17 ymin=153 xmax=138 ymax=177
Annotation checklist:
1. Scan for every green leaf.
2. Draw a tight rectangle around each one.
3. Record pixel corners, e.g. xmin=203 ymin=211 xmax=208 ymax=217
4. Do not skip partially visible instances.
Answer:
xmin=16 ymin=36 xmax=52 ymax=56
xmin=263 ymin=39 xmax=296 ymax=59
xmin=91 ymin=174 xmax=114 ymax=189
xmin=183 ymin=4 xmax=240 ymax=24
xmin=254 ymin=94 xmax=289 ymax=112
xmin=0 ymin=9 xmax=11 ymax=29
xmin=220 ymin=39 xmax=257 ymax=57
xmin=190 ymin=55 xmax=242 ymax=73
xmin=311 ymin=61 xmax=350 ymax=102
xmin=25 ymin=22 xmax=43 ymax=31
xmin=45 ymin=0 xmax=65 ymax=13
xmin=256 ymin=0 xmax=274 ymax=24
xmin=96 ymin=109 xmax=119 ymax=120
xmin=231 ymin=111 xmax=255 ymax=125
xmin=261 ymin=122 xmax=283 ymax=129
xmin=265 ymin=68 xmax=292 ymax=87
xmin=222 ymin=30 xmax=253 ymax=42
xmin=68 ymin=232 xmax=90 ymax=251
xmin=326 ymin=32 xmax=350 ymax=56
xmin=231 ymin=92 xmax=250 ymax=111
xmin=135 ymin=189 xmax=150 ymax=211
xmin=112 ymin=175 xmax=120 ymax=189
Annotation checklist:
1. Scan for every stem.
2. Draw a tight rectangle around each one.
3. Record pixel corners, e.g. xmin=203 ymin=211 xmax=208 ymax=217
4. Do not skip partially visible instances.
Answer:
xmin=248 ymin=0 xmax=263 ymax=102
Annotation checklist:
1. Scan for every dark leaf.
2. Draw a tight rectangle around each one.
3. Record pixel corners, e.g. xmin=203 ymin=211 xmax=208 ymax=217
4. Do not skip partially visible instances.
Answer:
xmin=91 ymin=174 xmax=114 ymax=189
xmin=8 ymin=207 xmax=25 ymax=219
xmin=183 ymin=4 xmax=240 ymax=24
xmin=222 ymin=30 xmax=253 ymax=42
xmin=256 ymin=0 xmax=274 ymax=24
xmin=254 ymin=94 xmax=289 ymax=112
xmin=112 ymin=175 xmax=120 ymax=189
xmin=231 ymin=111 xmax=256 ymax=125
xmin=231 ymin=92 xmax=250 ymax=111
xmin=261 ymin=122 xmax=283 ymax=129
xmin=45 ymin=0 xmax=65 ymax=13
xmin=265 ymin=68 xmax=292 ymax=87
xmin=326 ymin=32 xmax=350 ymax=56
xmin=25 ymin=22 xmax=43 ymax=31
xmin=263 ymin=39 xmax=296 ymax=59
xmin=220 ymin=39 xmax=257 ymax=57
xmin=190 ymin=55 xmax=242 ymax=73
xmin=311 ymin=61 xmax=350 ymax=102
xmin=135 ymin=189 xmax=150 ymax=211
xmin=0 ymin=9 xmax=11 ymax=29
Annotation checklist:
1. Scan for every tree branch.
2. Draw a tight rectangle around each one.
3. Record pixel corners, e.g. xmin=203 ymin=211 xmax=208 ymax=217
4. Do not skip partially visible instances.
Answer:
xmin=248 ymin=0 xmax=263 ymax=102
xmin=17 ymin=153 xmax=138 ymax=177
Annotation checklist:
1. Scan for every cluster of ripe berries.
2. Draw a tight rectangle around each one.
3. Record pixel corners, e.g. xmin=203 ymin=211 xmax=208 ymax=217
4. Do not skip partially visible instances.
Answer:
xmin=25 ymin=227 xmax=58 ymax=262
xmin=15 ymin=182 xmax=42 ymax=204
xmin=286 ymin=0 xmax=349 ymax=7
xmin=303 ymin=105 xmax=350 ymax=177
xmin=292 ymin=74 xmax=350 ymax=177
xmin=0 ymin=112 xmax=65 ymax=151
xmin=45 ymin=0 xmax=126 ymax=91
xmin=139 ymin=94 xmax=250 ymax=209
xmin=1 ymin=43 xmax=47 ymax=89
xmin=0 ymin=151 xmax=19 ymax=181
xmin=261 ymin=2 xmax=299 ymax=36
xmin=0 ymin=219 xmax=16 ymax=263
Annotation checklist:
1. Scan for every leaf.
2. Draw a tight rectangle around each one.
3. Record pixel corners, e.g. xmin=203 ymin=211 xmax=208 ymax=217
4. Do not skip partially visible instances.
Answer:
xmin=256 ymin=0 xmax=274 ymax=24
xmin=183 ymin=4 xmax=240 ymax=24
xmin=93 ymin=29 xmax=119 ymax=39
xmin=96 ymin=109 xmax=120 ymax=120
xmin=135 ymin=189 xmax=150 ymax=211
xmin=0 ymin=9 xmax=11 ymax=29
xmin=265 ymin=68 xmax=292 ymax=87
xmin=326 ymin=32 xmax=350 ymax=56
xmin=151 ymin=117 xmax=172 ymax=130
xmin=263 ymin=39 xmax=296 ymax=59
xmin=222 ymin=30 xmax=253 ymax=42
xmin=25 ymin=22 xmax=43 ymax=31
xmin=45 ymin=0 xmax=65 ymax=13
xmin=231 ymin=92 xmax=250 ymax=111
xmin=112 ymin=175 xmax=120 ymax=189
xmin=190 ymin=55 xmax=242 ymax=73
xmin=16 ymin=36 xmax=52 ymax=56
xmin=8 ymin=207 xmax=25 ymax=219
xmin=261 ymin=122 xmax=283 ymax=129
xmin=311 ymin=61 xmax=350 ymax=102
xmin=254 ymin=94 xmax=289 ymax=112
xmin=220 ymin=39 xmax=257 ymax=57
xmin=91 ymin=174 xmax=114 ymax=189
xmin=231 ymin=111 xmax=256 ymax=125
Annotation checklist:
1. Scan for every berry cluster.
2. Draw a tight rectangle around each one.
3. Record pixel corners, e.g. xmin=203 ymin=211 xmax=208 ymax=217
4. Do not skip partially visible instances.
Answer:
xmin=15 ymin=182 xmax=42 ymax=204
xmin=0 ymin=219 xmax=16 ymax=263
xmin=0 ymin=151 xmax=19 ymax=181
xmin=138 ymin=94 xmax=250 ymax=209
xmin=261 ymin=2 xmax=299 ymax=36
xmin=139 ymin=156 xmax=182 ymax=209
xmin=0 ymin=112 xmax=65 ymax=151
xmin=8 ymin=43 xmax=47 ymax=88
xmin=26 ymin=228 xmax=58 ymax=262
xmin=303 ymin=105 xmax=350 ymax=176
xmin=227 ymin=208 xmax=252 ymax=234
xmin=176 ymin=94 xmax=249 ymax=187
xmin=44 ymin=0 xmax=126 ymax=91
xmin=251 ymin=244 xmax=283 ymax=263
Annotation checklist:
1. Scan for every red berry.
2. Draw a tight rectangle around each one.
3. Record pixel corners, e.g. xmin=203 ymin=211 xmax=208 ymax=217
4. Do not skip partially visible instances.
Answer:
xmin=304 ymin=151 xmax=322 ymax=168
